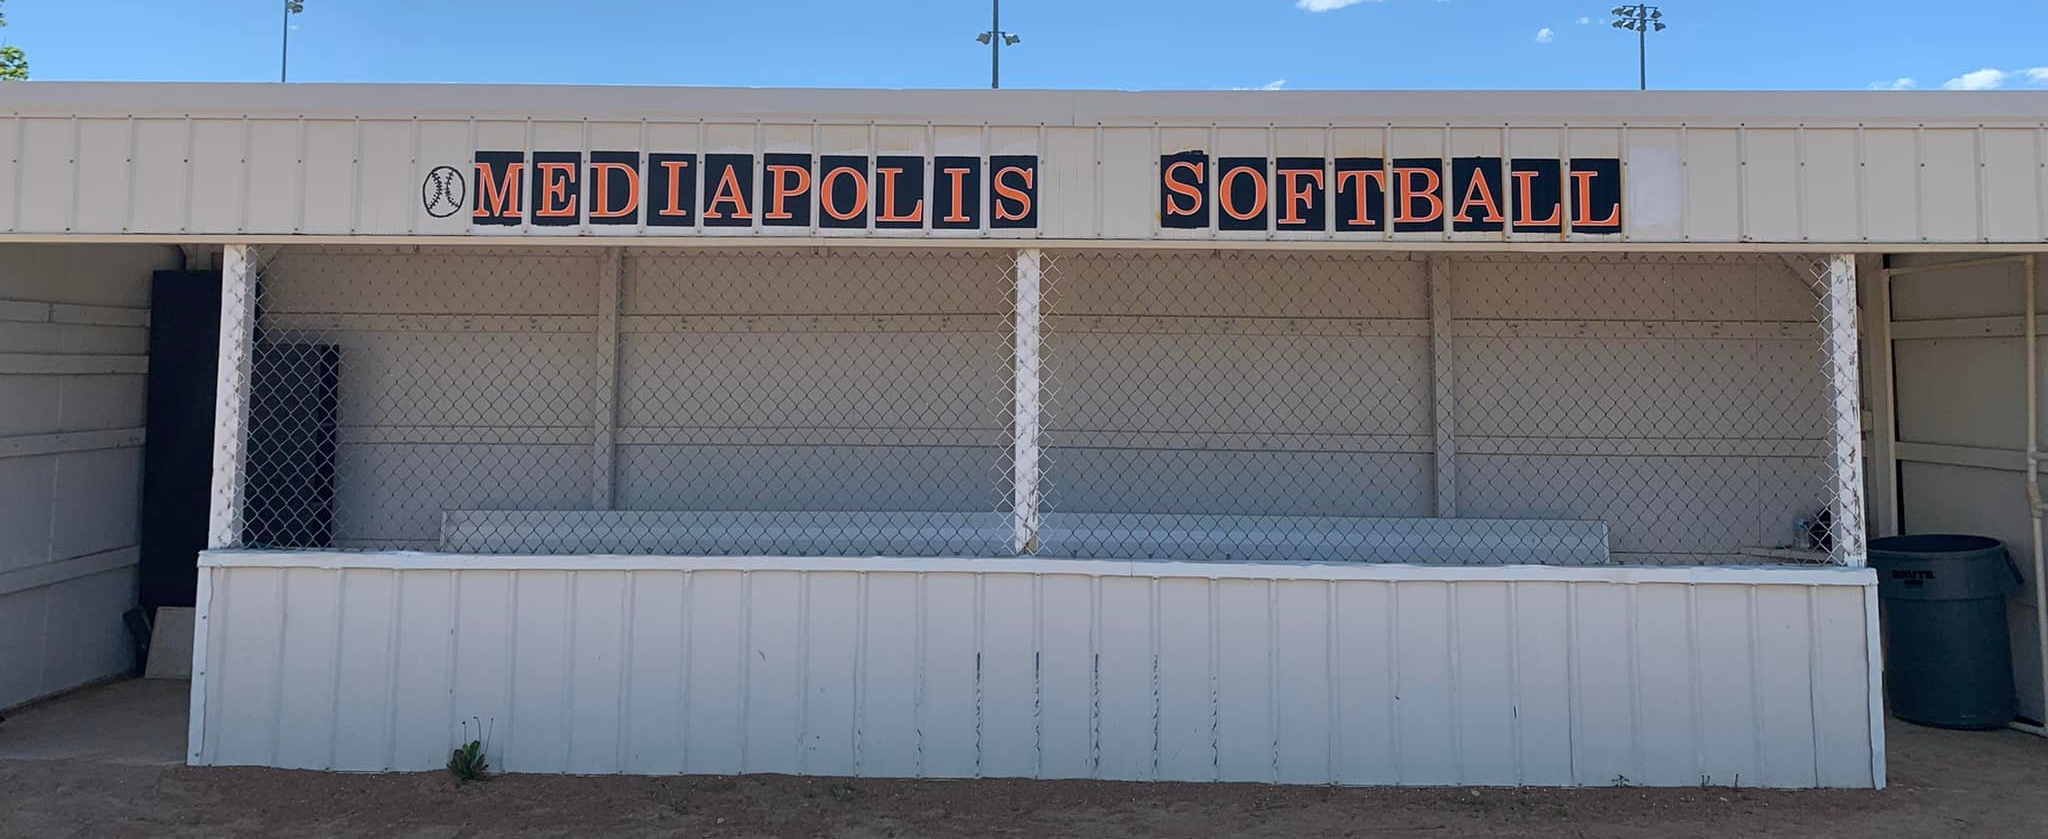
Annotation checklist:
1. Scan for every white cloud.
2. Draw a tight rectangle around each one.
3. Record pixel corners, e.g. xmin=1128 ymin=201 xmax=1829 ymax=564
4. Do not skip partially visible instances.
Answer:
xmin=2028 ymin=67 xmax=2048 ymax=84
xmin=1229 ymin=79 xmax=1290 ymax=91
xmin=1535 ymin=27 xmax=1554 ymax=43
xmin=1577 ymin=16 xmax=1592 ymax=25
xmin=1943 ymin=68 xmax=2009 ymax=91
xmin=1867 ymin=77 xmax=1916 ymax=91
xmin=1295 ymin=0 xmax=1373 ymax=10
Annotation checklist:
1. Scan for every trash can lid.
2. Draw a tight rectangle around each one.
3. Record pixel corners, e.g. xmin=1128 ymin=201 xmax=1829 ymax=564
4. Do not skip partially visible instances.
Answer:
xmin=1870 ymin=534 xmax=2021 ymax=601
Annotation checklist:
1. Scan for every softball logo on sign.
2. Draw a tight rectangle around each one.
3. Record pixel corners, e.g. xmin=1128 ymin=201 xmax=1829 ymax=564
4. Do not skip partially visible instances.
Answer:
xmin=421 ymin=166 xmax=466 ymax=218
xmin=435 ymin=152 xmax=1040 ymax=230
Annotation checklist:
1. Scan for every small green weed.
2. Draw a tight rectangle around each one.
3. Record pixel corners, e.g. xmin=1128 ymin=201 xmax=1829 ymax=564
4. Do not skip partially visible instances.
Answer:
xmin=447 ymin=717 xmax=492 ymax=785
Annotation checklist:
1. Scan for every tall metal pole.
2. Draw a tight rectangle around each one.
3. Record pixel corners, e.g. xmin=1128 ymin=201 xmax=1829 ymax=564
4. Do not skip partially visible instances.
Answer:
xmin=1637 ymin=4 xmax=1647 ymax=91
xmin=991 ymin=0 xmax=1001 ymax=90
xmin=280 ymin=4 xmax=291 ymax=83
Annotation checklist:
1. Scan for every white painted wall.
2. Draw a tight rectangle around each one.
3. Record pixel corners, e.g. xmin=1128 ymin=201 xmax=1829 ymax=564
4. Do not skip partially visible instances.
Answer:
xmin=190 ymin=551 xmax=1883 ymax=788
xmin=0 ymin=243 xmax=179 ymax=708
xmin=1884 ymin=253 xmax=2048 ymax=723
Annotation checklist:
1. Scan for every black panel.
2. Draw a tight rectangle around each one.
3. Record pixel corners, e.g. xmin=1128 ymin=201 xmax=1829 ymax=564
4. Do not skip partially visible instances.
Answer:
xmin=703 ymin=154 xmax=755 ymax=227
xmin=139 ymin=271 xmax=221 ymax=610
xmin=647 ymin=153 xmax=697 ymax=228
xmin=529 ymin=151 xmax=581 ymax=227
xmin=762 ymin=153 xmax=814 ymax=228
xmin=1570 ymin=157 xmax=1624 ymax=233
xmin=587 ymin=150 xmax=640 ymax=226
xmin=1510 ymin=158 xmax=1565 ymax=234
xmin=1333 ymin=157 xmax=1385 ymax=233
xmin=471 ymin=151 xmax=524 ymax=226
xmin=1160 ymin=151 xmax=1210 ymax=229
xmin=1274 ymin=157 xmax=1327 ymax=232
xmin=933 ymin=156 xmax=982 ymax=230
xmin=1217 ymin=157 xmax=1270 ymax=232
xmin=1451 ymin=157 xmax=1506 ymax=233
xmin=1392 ymin=157 xmax=1446 ymax=233
xmin=989 ymin=155 xmax=1038 ymax=229
xmin=819 ymin=155 xmax=870 ymax=229
xmin=875 ymin=155 xmax=927 ymax=230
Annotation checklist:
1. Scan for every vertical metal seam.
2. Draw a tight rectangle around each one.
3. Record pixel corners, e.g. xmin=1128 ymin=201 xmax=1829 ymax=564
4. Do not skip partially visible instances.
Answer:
xmin=562 ymin=570 xmax=578 ymax=772
xmin=444 ymin=571 xmax=461 ymax=765
xmin=1746 ymin=585 xmax=1766 ymax=786
xmin=1266 ymin=579 xmax=1281 ymax=784
xmin=1806 ymin=585 xmax=1825 ymax=787
xmin=617 ymin=570 xmax=636 ymax=774
xmin=678 ymin=570 xmax=694 ymax=774
xmin=1388 ymin=580 xmax=1403 ymax=784
xmin=1206 ymin=578 xmax=1221 ymax=781
xmin=348 ymin=118 xmax=362 ymax=234
xmin=1447 ymin=581 xmax=1463 ymax=785
xmin=1565 ymin=581 xmax=1581 ymax=785
xmin=795 ymin=572 xmax=812 ymax=775
xmin=187 ymin=566 xmax=217 ymax=764
xmin=326 ymin=570 xmax=348 ymax=769
xmin=1625 ymin=583 xmax=1644 ymax=785
xmin=1325 ymin=580 xmax=1341 ymax=785
xmin=1736 ymin=124 xmax=1749 ymax=242
xmin=1686 ymin=584 xmax=1706 ymax=785
xmin=972 ymin=572 xmax=985 ymax=778
xmin=267 ymin=570 xmax=290 ymax=767
xmin=737 ymin=570 xmax=753 ymax=774
xmin=1506 ymin=580 xmax=1524 ymax=784
xmin=914 ymin=571 xmax=928 ymax=777
xmin=380 ymin=571 xmax=404 ymax=771
xmin=852 ymin=571 xmax=868 ymax=775
xmin=121 ymin=117 xmax=137 ymax=233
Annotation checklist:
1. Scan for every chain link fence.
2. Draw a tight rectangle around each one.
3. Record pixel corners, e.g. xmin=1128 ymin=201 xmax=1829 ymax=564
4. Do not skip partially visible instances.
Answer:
xmin=221 ymin=245 xmax=1860 ymax=565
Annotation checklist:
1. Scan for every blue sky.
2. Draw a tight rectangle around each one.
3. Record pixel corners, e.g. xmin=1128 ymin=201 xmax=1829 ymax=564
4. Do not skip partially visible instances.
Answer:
xmin=5 ymin=1 xmax=2047 ymax=92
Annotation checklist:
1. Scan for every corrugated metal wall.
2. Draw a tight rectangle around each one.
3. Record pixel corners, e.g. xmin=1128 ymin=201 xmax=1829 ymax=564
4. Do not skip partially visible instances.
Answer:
xmin=190 ymin=554 xmax=1881 ymax=788
xmin=0 ymin=244 xmax=178 ymax=708
xmin=0 ymin=85 xmax=2044 ymax=245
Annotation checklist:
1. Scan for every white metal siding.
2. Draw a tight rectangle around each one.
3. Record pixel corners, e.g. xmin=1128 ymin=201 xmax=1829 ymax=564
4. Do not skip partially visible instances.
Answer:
xmin=0 ymin=243 xmax=178 ymax=708
xmin=0 ymin=85 xmax=2044 ymax=246
xmin=190 ymin=553 xmax=1882 ymax=788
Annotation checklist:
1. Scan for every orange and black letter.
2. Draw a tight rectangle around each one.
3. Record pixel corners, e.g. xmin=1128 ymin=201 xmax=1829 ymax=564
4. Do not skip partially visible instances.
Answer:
xmin=473 ymin=151 xmax=524 ymax=225
xmin=990 ymin=155 xmax=1037 ymax=229
xmin=1160 ymin=151 xmax=1209 ymax=229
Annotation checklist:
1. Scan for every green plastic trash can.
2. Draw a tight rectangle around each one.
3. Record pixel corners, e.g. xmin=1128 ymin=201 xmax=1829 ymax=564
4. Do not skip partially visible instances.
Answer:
xmin=1870 ymin=534 xmax=2024 ymax=730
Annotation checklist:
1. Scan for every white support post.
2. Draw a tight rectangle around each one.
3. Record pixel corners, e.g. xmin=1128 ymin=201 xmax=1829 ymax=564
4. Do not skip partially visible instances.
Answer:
xmin=594 ymin=248 xmax=622 ymax=510
xmin=1012 ymin=248 xmax=1044 ymax=555
xmin=1430 ymin=256 xmax=1457 ymax=518
xmin=206 ymin=245 xmax=259 ymax=549
xmin=1823 ymin=254 xmax=1868 ymax=566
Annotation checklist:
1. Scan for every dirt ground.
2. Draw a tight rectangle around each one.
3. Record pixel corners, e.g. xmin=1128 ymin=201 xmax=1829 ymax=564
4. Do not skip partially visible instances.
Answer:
xmin=2 ymin=688 xmax=2044 ymax=838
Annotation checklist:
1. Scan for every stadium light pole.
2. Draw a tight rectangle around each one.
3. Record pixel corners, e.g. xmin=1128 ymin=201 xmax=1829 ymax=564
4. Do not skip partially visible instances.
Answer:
xmin=1610 ymin=5 xmax=1667 ymax=91
xmin=975 ymin=0 xmax=1022 ymax=89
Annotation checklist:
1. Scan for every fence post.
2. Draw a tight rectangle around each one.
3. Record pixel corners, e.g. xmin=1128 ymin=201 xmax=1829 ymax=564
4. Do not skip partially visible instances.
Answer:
xmin=594 ymin=248 xmax=622 ymax=510
xmin=1823 ymin=254 xmax=1867 ymax=566
xmin=1430 ymin=256 xmax=1457 ymax=518
xmin=207 ymin=244 xmax=259 ymax=549
xmin=1012 ymin=248 xmax=1044 ymax=554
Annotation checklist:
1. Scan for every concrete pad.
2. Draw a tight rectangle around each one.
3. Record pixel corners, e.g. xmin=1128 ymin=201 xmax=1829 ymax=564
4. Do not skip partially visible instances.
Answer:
xmin=0 ymin=678 xmax=187 ymax=766
xmin=143 ymin=607 xmax=194 ymax=679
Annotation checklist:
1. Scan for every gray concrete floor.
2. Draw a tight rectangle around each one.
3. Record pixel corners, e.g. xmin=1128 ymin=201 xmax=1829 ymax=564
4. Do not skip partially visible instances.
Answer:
xmin=0 ymin=678 xmax=188 ymax=766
